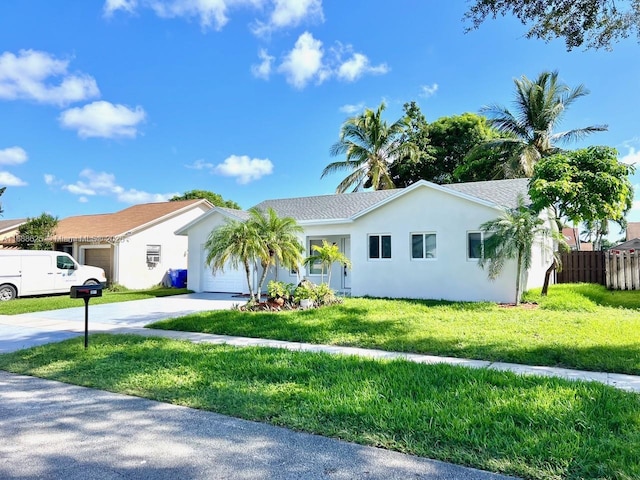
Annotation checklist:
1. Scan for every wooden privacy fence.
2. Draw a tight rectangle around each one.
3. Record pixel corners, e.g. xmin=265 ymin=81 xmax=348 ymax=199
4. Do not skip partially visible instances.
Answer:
xmin=556 ymin=251 xmax=605 ymax=285
xmin=606 ymin=250 xmax=640 ymax=290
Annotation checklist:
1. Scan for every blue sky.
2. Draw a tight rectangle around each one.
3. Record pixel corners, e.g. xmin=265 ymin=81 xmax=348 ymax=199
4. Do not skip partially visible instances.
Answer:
xmin=1 ymin=1 xmax=638 ymax=226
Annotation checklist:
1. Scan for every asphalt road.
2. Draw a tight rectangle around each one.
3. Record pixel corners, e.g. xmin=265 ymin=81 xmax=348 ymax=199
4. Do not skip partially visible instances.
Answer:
xmin=0 ymin=372 xmax=517 ymax=480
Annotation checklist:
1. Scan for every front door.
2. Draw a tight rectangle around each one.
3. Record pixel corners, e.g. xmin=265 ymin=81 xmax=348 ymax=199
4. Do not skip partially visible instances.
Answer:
xmin=340 ymin=237 xmax=351 ymax=290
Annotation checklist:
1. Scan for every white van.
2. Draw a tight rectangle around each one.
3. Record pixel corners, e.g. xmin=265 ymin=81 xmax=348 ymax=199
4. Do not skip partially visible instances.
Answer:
xmin=0 ymin=250 xmax=107 ymax=301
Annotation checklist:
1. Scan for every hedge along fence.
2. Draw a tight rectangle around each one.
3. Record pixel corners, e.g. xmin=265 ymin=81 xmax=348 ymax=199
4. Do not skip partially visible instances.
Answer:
xmin=606 ymin=249 xmax=640 ymax=290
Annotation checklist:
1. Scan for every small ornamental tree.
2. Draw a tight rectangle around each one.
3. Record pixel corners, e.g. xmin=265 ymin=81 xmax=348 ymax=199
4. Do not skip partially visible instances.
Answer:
xmin=16 ymin=213 xmax=58 ymax=250
xmin=478 ymin=197 xmax=561 ymax=305
xmin=303 ymin=240 xmax=351 ymax=285
xmin=529 ymin=146 xmax=635 ymax=239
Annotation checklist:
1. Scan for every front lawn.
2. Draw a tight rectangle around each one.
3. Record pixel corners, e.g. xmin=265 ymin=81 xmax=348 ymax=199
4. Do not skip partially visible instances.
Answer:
xmin=1 ymin=334 xmax=638 ymax=480
xmin=149 ymin=284 xmax=640 ymax=375
xmin=0 ymin=287 xmax=191 ymax=315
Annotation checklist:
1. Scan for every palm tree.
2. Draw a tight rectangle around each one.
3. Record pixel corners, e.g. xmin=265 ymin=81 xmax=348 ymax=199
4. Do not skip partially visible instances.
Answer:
xmin=481 ymin=70 xmax=607 ymax=177
xmin=321 ymin=102 xmax=418 ymax=193
xmin=248 ymin=207 xmax=304 ymax=301
xmin=303 ymin=240 xmax=351 ymax=285
xmin=478 ymin=197 xmax=562 ymax=305
xmin=204 ymin=219 xmax=264 ymax=302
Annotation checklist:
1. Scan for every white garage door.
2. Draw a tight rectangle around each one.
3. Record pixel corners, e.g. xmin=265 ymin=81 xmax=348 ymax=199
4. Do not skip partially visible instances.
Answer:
xmin=202 ymin=262 xmax=246 ymax=293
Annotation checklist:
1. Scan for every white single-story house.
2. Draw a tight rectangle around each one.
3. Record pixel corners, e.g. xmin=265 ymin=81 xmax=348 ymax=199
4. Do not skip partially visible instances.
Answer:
xmin=176 ymin=179 xmax=555 ymax=303
xmin=51 ymin=199 xmax=213 ymax=289
xmin=0 ymin=218 xmax=27 ymax=249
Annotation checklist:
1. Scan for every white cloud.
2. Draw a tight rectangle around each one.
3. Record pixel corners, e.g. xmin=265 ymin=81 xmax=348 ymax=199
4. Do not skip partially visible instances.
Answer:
xmin=105 ymin=0 xmax=266 ymax=31
xmin=420 ymin=83 xmax=439 ymax=98
xmin=0 ymin=171 xmax=27 ymax=186
xmin=61 ymin=168 xmax=178 ymax=204
xmin=0 ymin=146 xmax=27 ymax=166
xmin=185 ymin=159 xmax=214 ymax=170
xmin=79 ymin=196 xmax=89 ymax=203
xmin=214 ymin=154 xmax=273 ymax=184
xmin=59 ymin=101 xmax=146 ymax=139
xmin=620 ymin=147 xmax=640 ymax=165
xmin=270 ymin=0 xmax=322 ymax=28
xmin=251 ymin=49 xmax=275 ymax=80
xmin=337 ymin=53 xmax=388 ymax=82
xmin=339 ymin=103 xmax=364 ymax=114
xmin=103 ymin=0 xmax=137 ymax=17
xmin=105 ymin=0 xmax=323 ymax=33
xmin=44 ymin=174 xmax=57 ymax=185
xmin=278 ymin=32 xmax=327 ymax=89
xmin=0 ymin=50 xmax=100 ymax=106
xmin=259 ymin=34 xmax=388 ymax=89
xmin=252 ymin=0 xmax=323 ymax=35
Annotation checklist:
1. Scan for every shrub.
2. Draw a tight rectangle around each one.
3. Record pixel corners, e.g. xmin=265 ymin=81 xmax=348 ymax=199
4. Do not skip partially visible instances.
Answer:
xmin=267 ymin=280 xmax=294 ymax=300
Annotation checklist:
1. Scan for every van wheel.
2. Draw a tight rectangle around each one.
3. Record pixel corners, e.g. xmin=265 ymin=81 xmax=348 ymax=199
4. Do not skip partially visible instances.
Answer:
xmin=0 ymin=284 xmax=17 ymax=301
xmin=84 ymin=279 xmax=100 ymax=286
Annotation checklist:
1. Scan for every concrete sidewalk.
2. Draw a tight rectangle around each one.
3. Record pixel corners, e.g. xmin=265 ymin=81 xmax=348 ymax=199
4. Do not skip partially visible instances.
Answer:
xmin=1 ymin=293 xmax=639 ymax=392
xmin=0 ymin=371 xmax=515 ymax=480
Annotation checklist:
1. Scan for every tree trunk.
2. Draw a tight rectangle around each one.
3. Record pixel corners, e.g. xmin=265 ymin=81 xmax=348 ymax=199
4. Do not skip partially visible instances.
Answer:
xmin=515 ymin=250 xmax=522 ymax=306
xmin=256 ymin=261 xmax=270 ymax=303
xmin=541 ymin=258 xmax=557 ymax=296
xmin=243 ymin=260 xmax=254 ymax=302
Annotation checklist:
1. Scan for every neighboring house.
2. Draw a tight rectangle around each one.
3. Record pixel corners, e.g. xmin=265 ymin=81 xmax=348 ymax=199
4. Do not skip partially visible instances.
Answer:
xmin=0 ymin=218 xmax=27 ymax=249
xmin=177 ymin=179 xmax=556 ymax=304
xmin=611 ymin=238 xmax=640 ymax=251
xmin=561 ymin=227 xmax=593 ymax=251
xmin=626 ymin=222 xmax=640 ymax=241
xmin=51 ymin=199 xmax=213 ymax=289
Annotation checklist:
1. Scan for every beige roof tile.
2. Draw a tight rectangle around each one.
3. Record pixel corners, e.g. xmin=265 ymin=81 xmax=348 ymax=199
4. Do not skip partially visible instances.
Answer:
xmin=52 ymin=199 xmax=203 ymax=242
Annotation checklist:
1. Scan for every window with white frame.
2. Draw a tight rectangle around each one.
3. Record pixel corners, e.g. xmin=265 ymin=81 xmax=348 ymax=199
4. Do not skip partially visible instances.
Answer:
xmin=369 ymin=234 xmax=391 ymax=259
xmin=467 ymin=232 xmax=484 ymax=260
xmin=146 ymin=245 xmax=161 ymax=264
xmin=411 ymin=233 xmax=437 ymax=259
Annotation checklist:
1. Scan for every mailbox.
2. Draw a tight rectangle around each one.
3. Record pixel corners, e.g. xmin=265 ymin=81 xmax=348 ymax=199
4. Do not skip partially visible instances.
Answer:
xmin=70 ymin=285 xmax=103 ymax=299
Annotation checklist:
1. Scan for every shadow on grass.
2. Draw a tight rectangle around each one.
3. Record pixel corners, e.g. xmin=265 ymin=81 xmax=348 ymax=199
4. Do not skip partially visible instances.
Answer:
xmin=1 ymin=334 xmax=639 ymax=480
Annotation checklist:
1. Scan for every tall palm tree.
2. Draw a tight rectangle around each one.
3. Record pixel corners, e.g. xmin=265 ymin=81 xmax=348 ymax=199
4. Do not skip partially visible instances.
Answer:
xmin=481 ymin=70 xmax=607 ymax=177
xmin=322 ymin=102 xmax=418 ymax=193
xmin=248 ymin=207 xmax=304 ymax=301
xmin=204 ymin=219 xmax=264 ymax=302
xmin=478 ymin=197 xmax=562 ymax=305
xmin=303 ymin=240 xmax=351 ymax=285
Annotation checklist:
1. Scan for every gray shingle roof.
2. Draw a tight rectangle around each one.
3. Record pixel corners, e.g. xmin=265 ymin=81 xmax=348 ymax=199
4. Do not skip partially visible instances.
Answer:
xmin=251 ymin=178 xmax=529 ymax=222
xmin=445 ymin=178 xmax=530 ymax=209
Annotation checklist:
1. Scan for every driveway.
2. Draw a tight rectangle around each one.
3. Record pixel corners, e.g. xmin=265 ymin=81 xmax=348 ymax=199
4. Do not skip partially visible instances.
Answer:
xmin=0 ymin=292 xmax=240 ymax=353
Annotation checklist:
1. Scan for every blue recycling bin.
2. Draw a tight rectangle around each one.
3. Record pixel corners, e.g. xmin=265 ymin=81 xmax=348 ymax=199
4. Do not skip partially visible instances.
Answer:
xmin=168 ymin=269 xmax=188 ymax=288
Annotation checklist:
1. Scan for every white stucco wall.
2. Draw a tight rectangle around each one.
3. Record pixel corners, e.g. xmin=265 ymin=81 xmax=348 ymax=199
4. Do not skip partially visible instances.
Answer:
xmin=185 ymin=186 xmax=556 ymax=303
xmin=115 ymin=204 xmax=210 ymax=289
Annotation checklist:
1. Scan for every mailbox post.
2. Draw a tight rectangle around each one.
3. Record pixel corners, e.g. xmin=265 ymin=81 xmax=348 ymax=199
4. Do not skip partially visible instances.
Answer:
xmin=70 ymin=285 xmax=103 ymax=349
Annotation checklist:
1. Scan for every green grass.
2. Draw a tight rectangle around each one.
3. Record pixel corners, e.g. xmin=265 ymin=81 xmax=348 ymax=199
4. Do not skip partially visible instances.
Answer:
xmin=149 ymin=284 xmax=640 ymax=375
xmin=1 ymin=334 xmax=638 ymax=480
xmin=0 ymin=287 xmax=191 ymax=315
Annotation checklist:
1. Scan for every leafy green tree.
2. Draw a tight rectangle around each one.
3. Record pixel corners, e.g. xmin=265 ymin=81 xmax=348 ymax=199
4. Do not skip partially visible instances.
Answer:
xmin=171 ymin=190 xmax=241 ymax=209
xmin=529 ymin=146 xmax=635 ymax=248
xmin=247 ymin=207 xmax=304 ymax=302
xmin=428 ymin=113 xmax=500 ymax=183
xmin=464 ymin=0 xmax=640 ymax=50
xmin=0 ymin=187 xmax=5 ymax=215
xmin=481 ymin=70 xmax=607 ymax=177
xmin=322 ymin=102 xmax=418 ymax=192
xmin=16 ymin=213 xmax=59 ymax=250
xmin=391 ymin=110 xmax=500 ymax=186
xmin=389 ymin=102 xmax=435 ymax=187
xmin=479 ymin=197 xmax=559 ymax=305
xmin=303 ymin=240 xmax=352 ymax=285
